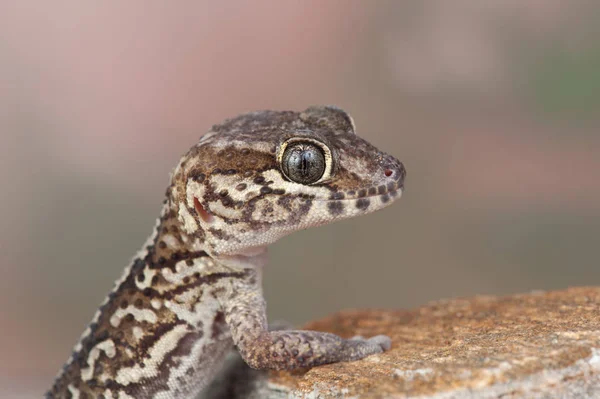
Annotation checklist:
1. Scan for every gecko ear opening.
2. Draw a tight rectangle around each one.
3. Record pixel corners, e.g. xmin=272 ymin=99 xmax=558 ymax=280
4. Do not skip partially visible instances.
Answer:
xmin=194 ymin=196 xmax=214 ymax=224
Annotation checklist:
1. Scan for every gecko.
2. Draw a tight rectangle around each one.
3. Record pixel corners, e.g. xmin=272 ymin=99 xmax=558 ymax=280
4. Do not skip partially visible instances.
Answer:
xmin=47 ymin=106 xmax=406 ymax=399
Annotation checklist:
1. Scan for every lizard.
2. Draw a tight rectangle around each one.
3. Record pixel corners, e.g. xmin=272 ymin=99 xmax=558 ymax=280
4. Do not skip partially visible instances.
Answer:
xmin=47 ymin=106 xmax=406 ymax=399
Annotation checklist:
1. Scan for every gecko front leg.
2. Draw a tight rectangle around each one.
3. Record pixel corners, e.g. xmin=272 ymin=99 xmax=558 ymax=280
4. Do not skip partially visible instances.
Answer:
xmin=219 ymin=270 xmax=391 ymax=370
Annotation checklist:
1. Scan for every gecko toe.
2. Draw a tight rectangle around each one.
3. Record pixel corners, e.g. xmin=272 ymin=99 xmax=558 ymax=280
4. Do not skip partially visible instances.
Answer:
xmin=367 ymin=335 xmax=392 ymax=351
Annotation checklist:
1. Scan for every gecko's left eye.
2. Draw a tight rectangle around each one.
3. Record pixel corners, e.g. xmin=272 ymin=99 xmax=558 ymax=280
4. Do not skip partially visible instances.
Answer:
xmin=280 ymin=141 xmax=327 ymax=185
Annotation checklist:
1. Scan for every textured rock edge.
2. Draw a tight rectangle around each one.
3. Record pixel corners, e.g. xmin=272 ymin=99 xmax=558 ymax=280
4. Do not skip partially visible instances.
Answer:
xmin=203 ymin=287 xmax=600 ymax=399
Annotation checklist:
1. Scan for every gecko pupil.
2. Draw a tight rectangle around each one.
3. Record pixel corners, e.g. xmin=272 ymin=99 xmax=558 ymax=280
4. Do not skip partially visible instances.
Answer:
xmin=281 ymin=142 xmax=326 ymax=184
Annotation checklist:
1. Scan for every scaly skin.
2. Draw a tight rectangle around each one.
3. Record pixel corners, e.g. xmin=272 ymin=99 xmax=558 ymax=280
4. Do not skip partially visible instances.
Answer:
xmin=47 ymin=106 xmax=406 ymax=399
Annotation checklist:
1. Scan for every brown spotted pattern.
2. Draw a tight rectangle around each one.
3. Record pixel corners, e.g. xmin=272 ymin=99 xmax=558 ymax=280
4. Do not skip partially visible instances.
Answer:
xmin=47 ymin=106 xmax=405 ymax=399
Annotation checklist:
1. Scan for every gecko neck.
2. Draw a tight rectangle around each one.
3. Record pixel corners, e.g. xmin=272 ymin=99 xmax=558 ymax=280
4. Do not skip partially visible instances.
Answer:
xmin=144 ymin=203 xmax=268 ymax=274
xmin=161 ymin=180 xmax=269 ymax=271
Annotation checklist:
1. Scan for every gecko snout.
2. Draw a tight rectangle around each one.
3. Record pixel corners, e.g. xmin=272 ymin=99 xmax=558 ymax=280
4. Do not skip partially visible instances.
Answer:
xmin=382 ymin=156 xmax=406 ymax=189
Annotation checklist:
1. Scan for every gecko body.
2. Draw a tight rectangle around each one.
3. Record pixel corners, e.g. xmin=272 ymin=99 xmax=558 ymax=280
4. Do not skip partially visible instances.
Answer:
xmin=47 ymin=106 xmax=406 ymax=398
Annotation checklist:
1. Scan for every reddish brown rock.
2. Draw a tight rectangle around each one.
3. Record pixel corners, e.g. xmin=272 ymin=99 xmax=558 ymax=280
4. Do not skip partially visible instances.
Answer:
xmin=245 ymin=287 xmax=600 ymax=398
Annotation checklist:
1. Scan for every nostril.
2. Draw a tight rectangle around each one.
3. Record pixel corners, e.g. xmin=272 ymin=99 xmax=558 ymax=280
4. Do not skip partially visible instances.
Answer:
xmin=384 ymin=169 xmax=393 ymax=177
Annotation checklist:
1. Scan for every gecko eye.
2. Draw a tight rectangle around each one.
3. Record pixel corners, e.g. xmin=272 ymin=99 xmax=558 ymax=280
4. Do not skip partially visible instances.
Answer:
xmin=280 ymin=141 xmax=327 ymax=185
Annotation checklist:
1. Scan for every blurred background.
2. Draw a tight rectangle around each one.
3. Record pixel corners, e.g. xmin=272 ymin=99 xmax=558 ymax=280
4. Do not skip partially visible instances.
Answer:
xmin=1 ymin=1 xmax=599 ymax=396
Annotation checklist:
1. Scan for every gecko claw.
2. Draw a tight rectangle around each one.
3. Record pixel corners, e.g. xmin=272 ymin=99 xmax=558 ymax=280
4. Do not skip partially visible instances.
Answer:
xmin=366 ymin=335 xmax=392 ymax=351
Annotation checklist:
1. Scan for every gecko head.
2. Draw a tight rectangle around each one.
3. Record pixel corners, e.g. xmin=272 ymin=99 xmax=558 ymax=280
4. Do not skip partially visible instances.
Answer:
xmin=172 ymin=106 xmax=406 ymax=258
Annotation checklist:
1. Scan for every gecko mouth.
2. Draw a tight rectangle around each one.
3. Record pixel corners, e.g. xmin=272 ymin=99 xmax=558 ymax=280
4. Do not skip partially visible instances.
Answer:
xmin=321 ymin=186 xmax=403 ymax=203
xmin=315 ymin=181 xmax=403 ymax=216
xmin=323 ymin=178 xmax=404 ymax=203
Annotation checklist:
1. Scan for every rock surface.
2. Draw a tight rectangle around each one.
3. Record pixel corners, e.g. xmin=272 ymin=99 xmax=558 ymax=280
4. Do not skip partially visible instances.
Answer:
xmin=204 ymin=287 xmax=600 ymax=398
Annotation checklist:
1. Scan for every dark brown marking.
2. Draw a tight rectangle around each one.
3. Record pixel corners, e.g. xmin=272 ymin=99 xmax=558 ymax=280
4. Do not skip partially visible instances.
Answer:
xmin=356 ymin=198 xmax=370 ymax=210
xmin=276 ymin=195 xmax=293 ymax=211
xmin=327 ymin=201 xmax=344 ymax=216
xmin=208 ymin=228 xmax=233 ymax=241
xmin=192 ymin=173 xmax=205 ymax=183
xmin=222 ymin=197 xmax=232 ymax=206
